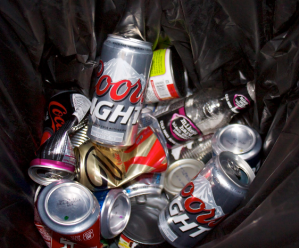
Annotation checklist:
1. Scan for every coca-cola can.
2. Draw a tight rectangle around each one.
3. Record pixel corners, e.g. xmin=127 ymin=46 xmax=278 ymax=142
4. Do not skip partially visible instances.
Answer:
xmin=37 ymin=180 xmax=102 ymax=248
xmin=211 ymin=124 xmax=262 ymax=172
xmin=88 ymin=34 xmax=153 ymax=147
xmin=93 ymin=189 xmax=131 ymax=239
xmin=158 ymin=151 xmax=255 ymax=248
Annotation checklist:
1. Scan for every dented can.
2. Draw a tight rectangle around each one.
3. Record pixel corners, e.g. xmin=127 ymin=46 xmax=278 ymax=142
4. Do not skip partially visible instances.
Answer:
xmin=37 ymin=180 xmax=102 ymax=248
xmin=88 ymin=34 xmax=153 ymax=147
xmin=158 ymin=152 xmax=255 ymax=248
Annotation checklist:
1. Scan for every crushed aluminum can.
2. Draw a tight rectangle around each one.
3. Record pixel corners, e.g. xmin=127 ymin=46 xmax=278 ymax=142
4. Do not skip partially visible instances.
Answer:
xmin=75 ymin=126 xmax=168 ymax=191
xmin=93 ymin=188 xmax=131 ymax=239
xmin=88 ymin=34 xmax=153 ymax=148
xmin=37 ymin=180 xmax=102 ymax=248
xmin=158 ymin=152 xmax=255 ymax=248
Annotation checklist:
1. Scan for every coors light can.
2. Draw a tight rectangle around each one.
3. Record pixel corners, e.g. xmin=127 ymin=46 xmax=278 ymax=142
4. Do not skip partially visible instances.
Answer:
xmin=158 ymin=152 xmax=255 ymax=248
xmin=88 ymin=34 xmax=153 ymax=147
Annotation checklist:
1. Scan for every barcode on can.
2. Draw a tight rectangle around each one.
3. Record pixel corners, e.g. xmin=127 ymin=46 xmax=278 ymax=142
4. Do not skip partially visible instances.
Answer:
xmin=159 ymin=211 xmax=178 ymax=242
xmin=155 ymin=81 xmax=171 ymax=99
xmin=91 ymin=126 xmax=124 ymax=142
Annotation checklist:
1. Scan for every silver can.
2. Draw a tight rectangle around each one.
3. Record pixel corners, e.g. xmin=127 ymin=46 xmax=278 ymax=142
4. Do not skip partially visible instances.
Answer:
xmin=93 ymin=188 xmax=131 ymax=239
xmin=123 ymin=194 xmax=169 ymax=245
xmin=158 ymin=152 xmax=255 ymax=248
xmin=37 ymin=180 xmax=102 ymax=248
xmin=88 ymin=34 xmax=153 ymax=147
xmin=212 ymin=124 xmax=262 ymax=172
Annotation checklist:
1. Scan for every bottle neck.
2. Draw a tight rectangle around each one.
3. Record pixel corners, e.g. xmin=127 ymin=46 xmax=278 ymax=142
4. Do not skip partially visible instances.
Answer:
xmin=222 ymin=83 xmax=254 ymax=114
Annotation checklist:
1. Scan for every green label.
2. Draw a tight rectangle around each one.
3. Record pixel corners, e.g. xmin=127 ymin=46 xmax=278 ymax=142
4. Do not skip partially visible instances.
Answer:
xmin=150 ymin=49 xmax=167 ymax=77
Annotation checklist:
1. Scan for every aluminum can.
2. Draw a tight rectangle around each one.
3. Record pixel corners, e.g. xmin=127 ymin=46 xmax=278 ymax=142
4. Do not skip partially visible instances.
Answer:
xmin=122 ymin=194 xmax=169 ymax=245
xmin=37 ymin=180 xmax=101 ymax=248
xmin=93 ymin=189 xmax=131 ymax=239
xmin=164 ymin=159 xmax=205 ymax=196
xmin=145 ymin=48 xmax=188 ymax=104
xmin=75 ymin=126 xmax=168 ymax=191
xmin=212 ymin=124 xmax=262 ymax=172
xmin=70 ymin=118 xmax=90 ymax=148
xmin=158 ymin=152 xmax=255 ymax=248
xmin=41 ymin=91 xmax=91 ymax=146
xmin=88 ymin=34 xmax=153 ymax=147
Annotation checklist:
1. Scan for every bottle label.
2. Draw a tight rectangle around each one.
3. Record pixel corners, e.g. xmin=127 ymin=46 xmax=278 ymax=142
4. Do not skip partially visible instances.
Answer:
xmin=156 ymin=99 xmax=202 ymax=148
xmin=224 ymin=85 xmax=251 ymax=114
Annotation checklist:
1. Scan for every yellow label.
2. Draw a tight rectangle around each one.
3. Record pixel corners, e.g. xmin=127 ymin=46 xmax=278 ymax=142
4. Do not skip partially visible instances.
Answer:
xmin=150 ymin=49 xmax=167 ymax=77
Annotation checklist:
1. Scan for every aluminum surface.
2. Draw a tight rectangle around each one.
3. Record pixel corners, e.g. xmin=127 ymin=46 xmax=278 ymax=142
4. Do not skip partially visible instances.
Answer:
xmin=96 ymin=188 xmax=131 ymax=239
xmin=158 ymin=152 xmax=255 ymax=248
xmin=88 ymin=34 xmax=153 ymax=147
xmin=123 ymin=194 xmax=168 ymax=245
xmin=37 ymin=180 xmax=100 ymax=235
xmin=212 ymin=124 xmax=262 ymax=169
xmin=164 ymin=159 xmax=205 ymax=195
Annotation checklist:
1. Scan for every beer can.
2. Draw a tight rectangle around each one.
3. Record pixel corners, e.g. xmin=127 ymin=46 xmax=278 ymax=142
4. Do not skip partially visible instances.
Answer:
xmin=212 ymin=124 xmax=262 ymax=172
xmin=75 ymin=126 xmax=168 ymax=191
xmin=164 ymin=159 xmax=205 ymax=196
xmin=37 ymin=180 xmax=101 ymax=248
xmin=144 ymin=48 xmax=188 ymax=104
xmin=88 ymin=34 xmax=153 ymax=147
xmin=122 ymin=194 xmax=169 ymax=245
xmin=158 ymin=152 xmax=255 ymax=248
xmin=93 ymin=189 xmax=131 ymax=239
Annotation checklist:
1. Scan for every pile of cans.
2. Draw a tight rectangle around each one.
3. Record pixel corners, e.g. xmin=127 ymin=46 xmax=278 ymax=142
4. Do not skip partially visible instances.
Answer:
xmin=29 ymin=34 xmax=262 ymax=248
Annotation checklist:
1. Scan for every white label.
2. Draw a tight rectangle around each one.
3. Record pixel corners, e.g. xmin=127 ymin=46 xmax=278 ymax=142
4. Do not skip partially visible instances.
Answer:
xmin=91 ymin=126 xmax=124 ymax=142
xmin=159 ymin=211 xmax=178 ymax=242
xmin=72 ymin=94 xmax=91 ymax=122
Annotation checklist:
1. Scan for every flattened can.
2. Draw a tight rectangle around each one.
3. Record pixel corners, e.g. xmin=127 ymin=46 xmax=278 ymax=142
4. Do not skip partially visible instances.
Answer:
xmin=212 ymin=124 xmax=262 ymax=172
xmin=144 ymin=48 xmax=188 ymax=104
xmin=88 ymin=34 xmax=153 ymax=147
xmin=158 ymin=152 xmax=255 ymax=248
xmin=37 ymin=180 xmax=101 ymax=248
xmin=93 ymin=189 xmax=131 ymax=239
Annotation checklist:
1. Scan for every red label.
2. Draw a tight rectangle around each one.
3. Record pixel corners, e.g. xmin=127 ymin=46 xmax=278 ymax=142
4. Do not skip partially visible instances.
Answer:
xmin=48 ymin=101 xmax=68 ymax=133
xmin=95 ymin=60 xmax=143 ymax=104
xmin=181 ymin=182 xmax=225 ymax=228
xmin=167 ymin=84 xmax=179 ymax=98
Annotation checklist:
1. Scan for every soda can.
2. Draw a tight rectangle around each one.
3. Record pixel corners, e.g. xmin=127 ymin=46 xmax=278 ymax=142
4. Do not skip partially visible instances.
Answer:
xmin=41 ymin=91 xmax=91 ymax=146
xmin=158 ymin=151 xmax=255 ymax=248
xmin=93 ymin=189 xmax=131 ymax=239
xmin=212 ymin=124 xmax=262 ymax=172
xmin=144 ymin=48 xmax=188 ymax=104
xmin=122 ymin=194 xmax=169 ymax=245
xmin=37 ymin=180 xmax=102 ymax=248
xmin=88 ymin=34 xmax=153 ymax=147
xmin=70 ymin=118 xmax=90 ymax=148
xmin=163 ymin=159 xmax=205 ymax=196
xmin=75 ymin=126 xmax=168 ymax=191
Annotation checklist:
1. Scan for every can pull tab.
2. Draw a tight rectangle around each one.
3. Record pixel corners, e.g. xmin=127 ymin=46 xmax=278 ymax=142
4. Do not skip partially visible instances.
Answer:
xmin=227 ymin=159 xmax=241 ymax=180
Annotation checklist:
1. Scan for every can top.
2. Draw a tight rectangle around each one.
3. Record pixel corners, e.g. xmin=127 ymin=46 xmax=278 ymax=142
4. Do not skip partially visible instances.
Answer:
xmin=37 ymin=180 xmax=100 ymax=235
xmin=95 ymin=188 xmax=131 ymax=239
xmin=217 ymin=151 xmax=255 ymax=188
xmin=164 ymin=159 xmax=205 ymax=195
xmin=213 ymin=124 xmax=257 ymax=155
xmin=108 ymin=34 xmax=153 ymax=49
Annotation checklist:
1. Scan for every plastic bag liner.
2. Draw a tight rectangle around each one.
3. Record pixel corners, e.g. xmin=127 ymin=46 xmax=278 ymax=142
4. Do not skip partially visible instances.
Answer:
xmin=2 ymin=0 xmax=299 ymax=247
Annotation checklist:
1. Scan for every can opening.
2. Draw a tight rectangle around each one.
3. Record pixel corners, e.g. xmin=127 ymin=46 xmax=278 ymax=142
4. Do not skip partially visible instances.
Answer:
xmin=171 ymin=47 xmax=187 ymax=98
